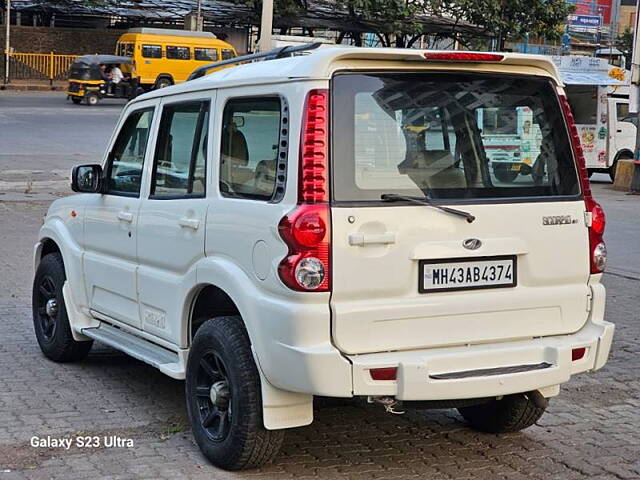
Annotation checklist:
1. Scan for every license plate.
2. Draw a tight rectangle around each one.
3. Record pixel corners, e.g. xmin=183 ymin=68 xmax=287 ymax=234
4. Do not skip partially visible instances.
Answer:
xmin=419 ymin=256 xmax=517 ymax=293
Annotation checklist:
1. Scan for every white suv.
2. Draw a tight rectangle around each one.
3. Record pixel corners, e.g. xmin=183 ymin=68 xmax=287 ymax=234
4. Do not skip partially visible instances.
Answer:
xmin=33 ymin=48 xmax=614 ymax=470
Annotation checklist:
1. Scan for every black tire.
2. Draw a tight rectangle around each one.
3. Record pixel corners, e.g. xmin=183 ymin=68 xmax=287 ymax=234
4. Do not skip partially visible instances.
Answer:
xmin=609 ymin=160 xmax=618 ymax=182
xmin=71 ymin=96 xmax=83 ymax=105
xmin=493 ymin=165 xmax=519 ymax=183
xmin=32 ymin=253 xmax=93 ymax=362
xmin=457 ymin=393 xmax=546 ymax=433
xmin=185 ymin=316 xmax=284 ymax=470
xmin=85 ymin=92 xmax=98 ymax=106
xmin=155 ymin=77 xmax=173 ymax=89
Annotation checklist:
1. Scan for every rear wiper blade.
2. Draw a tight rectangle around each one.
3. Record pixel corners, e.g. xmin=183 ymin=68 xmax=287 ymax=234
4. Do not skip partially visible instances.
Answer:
xmin=381 ymin=194 xmax=476 ymax=223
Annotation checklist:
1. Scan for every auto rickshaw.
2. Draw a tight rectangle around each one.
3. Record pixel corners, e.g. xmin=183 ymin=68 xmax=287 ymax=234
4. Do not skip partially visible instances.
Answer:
xmin=66 ymin=54 xmax=143 ymax=106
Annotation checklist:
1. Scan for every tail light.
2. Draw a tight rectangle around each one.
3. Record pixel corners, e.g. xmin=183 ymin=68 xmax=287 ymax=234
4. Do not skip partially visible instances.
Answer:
xmin=559 ymin=95 xmax=607 ymax=274
xmin=423 ymin=52 xmax=504 ymax=62
xmin=278 ymin=89 xmax=331 ymax=292
xmin=370 ymin=367 xmax=398 ymax=381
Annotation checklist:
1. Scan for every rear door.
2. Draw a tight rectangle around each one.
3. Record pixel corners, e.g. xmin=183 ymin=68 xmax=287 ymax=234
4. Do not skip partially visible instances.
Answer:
xmin=330 ymin=72 xmax=591 ymax=355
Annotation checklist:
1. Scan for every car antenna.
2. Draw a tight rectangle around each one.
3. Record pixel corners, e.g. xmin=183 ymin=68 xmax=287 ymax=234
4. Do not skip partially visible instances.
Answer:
xmin=187 ymin=42 xmax=324 ymax=81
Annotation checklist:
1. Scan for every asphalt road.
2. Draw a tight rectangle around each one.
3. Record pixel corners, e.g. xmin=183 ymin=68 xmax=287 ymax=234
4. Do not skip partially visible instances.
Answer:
xmin=0 ymin=92 xmax=639 ymax=478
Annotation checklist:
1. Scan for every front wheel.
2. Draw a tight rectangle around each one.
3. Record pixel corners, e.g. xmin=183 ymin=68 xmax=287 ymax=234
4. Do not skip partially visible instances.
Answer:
xmin=71 ymin=96 xmax=83 ymax=105
xmin=32 ymin=253 xmax=93 ymax=362
xmin=185 ymin=316 xmax=284 ymax=470
xmin=458 ymin=393 xmax=546 ymax=433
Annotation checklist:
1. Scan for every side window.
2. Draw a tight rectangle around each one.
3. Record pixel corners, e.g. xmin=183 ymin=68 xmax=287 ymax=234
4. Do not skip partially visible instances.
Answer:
xmin=221 ymin=49 xmax=235 ymax=60
xmin=220 ymin=97 xmax=281 ymax=200
xmin=117 ymin=43 xmax=133 ymax=57
xmin=166 ymin=46 xmax=190 ymax=60
xmin=616 ymin=102 xmax=630 ymax=121
xmin=194 ymin=48 xmax=218 ymax=61
xmin=106 ymin=108 xmax=154 ymax=196
xmin=142 ymin=45 xmax=162 ymax=58
xmin=151 ymin=101 xmax=210 ymax=198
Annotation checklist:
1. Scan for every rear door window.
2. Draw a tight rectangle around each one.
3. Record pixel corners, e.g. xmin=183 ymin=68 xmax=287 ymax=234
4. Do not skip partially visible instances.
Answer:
xmin=332 ymin=73 xmax=579 ymax=202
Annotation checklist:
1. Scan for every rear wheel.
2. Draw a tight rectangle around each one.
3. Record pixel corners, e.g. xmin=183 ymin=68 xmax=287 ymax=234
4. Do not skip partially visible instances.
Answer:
xmin=32 ymin=253 xmax=93 ymax=362
xmin=71 ymin=96 xmax=82 ymax=105
xmin=493 ymin=164 xmax=519 ymax=183
xmin=85 ymin=92 xmax=99 ymax=106
xmin=185 ymin=316 xmax=284 ymax=470
xmin=155 ymin=77 xmax=173 ymax=89
xmin=458 ymin=393 xmax=546 ymax=433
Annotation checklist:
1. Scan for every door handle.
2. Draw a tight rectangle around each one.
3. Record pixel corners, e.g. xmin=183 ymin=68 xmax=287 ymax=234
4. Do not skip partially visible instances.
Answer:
xmin=117 ymin=211 xmax=134 ymax=223
xmin=617 ymin=129 xmax=623 ymax=133
xmin=349 ymin=233 xmax=396 ymax=246
xmin=179 ymin=217 xmax=200 ymax=230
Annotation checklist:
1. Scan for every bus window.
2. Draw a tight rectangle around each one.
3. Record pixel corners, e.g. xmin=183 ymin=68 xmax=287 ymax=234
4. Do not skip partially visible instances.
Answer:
xmin=221 ymin=49 xmax=235 ymax=60
xmin=166 ymin=46 xmax=191 ymax=60
xmin=117 ymin=43 xmax=134 ymax=57
xmin=194 ymin=48 xmax=218 ymax=61
xmin=142 ymin=45 xmax=162 ymax=58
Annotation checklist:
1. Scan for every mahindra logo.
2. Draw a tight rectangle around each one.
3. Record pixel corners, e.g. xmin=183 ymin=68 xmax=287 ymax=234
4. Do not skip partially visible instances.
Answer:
xmin=462 ymin=238 xmax=482 ymax=250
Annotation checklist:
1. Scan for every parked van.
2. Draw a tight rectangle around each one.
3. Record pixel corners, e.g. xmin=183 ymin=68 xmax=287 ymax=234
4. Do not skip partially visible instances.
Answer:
xmin=554 ymin=55 xmax=635 ymax=180
xmin=116 ymin=28 xmax=237 ymax=89
xmin=33 ymin=47 xmax=613 ymax=470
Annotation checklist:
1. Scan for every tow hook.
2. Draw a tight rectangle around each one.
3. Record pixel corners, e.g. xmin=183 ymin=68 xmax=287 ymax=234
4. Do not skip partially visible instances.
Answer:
xmin=369 ymin=396 xmax=405 ymax=415
xmin=525 ymin=390 xmax=549 ymax=409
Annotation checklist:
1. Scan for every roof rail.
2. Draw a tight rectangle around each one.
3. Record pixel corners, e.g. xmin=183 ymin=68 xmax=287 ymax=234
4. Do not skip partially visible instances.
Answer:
xmin=187 ymin=42 xmax=323 ymax=81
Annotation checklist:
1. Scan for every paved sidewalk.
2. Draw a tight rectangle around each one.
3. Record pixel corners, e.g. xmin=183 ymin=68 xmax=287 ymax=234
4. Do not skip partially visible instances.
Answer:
xmin=0 ymin=186 xmax=639 ymax=479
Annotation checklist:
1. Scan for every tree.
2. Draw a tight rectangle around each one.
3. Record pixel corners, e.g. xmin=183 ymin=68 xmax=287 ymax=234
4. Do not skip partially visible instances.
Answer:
xmin=443 ymin=0 xmax=574 ymax=50
xmin=618 ymin=27 xmax=634 ymax=68
xmin=334 ymin=0 xmax=424 ymax=47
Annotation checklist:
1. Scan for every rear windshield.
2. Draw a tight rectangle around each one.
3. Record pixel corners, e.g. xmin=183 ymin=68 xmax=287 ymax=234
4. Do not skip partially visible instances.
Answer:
xmin=331 ymin=72 xmax=580 ymax=203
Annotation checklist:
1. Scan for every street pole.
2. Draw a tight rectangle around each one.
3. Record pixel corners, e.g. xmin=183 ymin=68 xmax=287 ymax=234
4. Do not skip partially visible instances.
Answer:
xmin=196 ymin=0 xmax=202 ymax=31
xmin=629 ymin=0 xmax=640 ymax=192
xmin=258 ymin=0 xmax=273 ymax=52
xmin=4 ymin=0 xmax=9 ymax=84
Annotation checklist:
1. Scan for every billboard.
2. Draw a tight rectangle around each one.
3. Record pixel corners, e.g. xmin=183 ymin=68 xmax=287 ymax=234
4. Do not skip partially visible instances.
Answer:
xmin=566 ymin=0 xmax=612 ymax=24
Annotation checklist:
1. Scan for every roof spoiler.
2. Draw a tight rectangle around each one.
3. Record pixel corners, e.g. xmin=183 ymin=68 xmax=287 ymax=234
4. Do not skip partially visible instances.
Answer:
xmin=187 ymin=42 xmax=323 ymax=81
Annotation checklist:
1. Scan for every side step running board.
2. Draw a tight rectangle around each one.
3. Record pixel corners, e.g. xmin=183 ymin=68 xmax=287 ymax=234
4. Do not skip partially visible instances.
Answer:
xmin=82 ymin=323 xmax=186 ymax=379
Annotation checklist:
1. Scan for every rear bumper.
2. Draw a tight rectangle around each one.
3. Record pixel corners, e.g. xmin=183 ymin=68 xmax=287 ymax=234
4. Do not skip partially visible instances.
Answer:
xmin=266 ymin=283 xmax=613 ymax=400
xmin=348 ymin=283 xmax=613 ymax=400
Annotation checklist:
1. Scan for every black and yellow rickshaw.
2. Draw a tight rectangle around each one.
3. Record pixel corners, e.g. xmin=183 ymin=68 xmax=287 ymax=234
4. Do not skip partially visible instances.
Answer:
xmin=66 ymin=54 xmax=143 ymax=106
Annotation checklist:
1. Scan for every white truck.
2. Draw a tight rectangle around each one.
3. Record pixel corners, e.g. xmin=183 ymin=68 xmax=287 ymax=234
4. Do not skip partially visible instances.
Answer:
xmin=33 ymin=48 xmax=613 ymax=470
xmin=553 ymin=55 xmax=635 ymax=181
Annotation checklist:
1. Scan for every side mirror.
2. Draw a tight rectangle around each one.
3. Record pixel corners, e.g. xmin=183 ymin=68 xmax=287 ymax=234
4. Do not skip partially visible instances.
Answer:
xmin=71 ymin=164 xmax=103 ymax=193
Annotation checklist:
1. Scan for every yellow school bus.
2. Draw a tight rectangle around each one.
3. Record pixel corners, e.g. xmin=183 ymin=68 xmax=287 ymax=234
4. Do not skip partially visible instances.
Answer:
xmin=116 ymin=28 xmax=237 ymax=89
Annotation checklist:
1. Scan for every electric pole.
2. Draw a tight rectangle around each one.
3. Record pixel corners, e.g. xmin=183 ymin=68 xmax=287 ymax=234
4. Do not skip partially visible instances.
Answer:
xmin=258 ymin=0 xmax=273 ymax=52
xmin=4 ymin=0 xmax=9 ymax=84
xmin=629 ymin=0 xmax=640 ymax=191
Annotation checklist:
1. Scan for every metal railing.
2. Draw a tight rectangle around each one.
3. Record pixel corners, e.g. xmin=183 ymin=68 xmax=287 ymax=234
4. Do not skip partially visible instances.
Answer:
xmin=2 ymin=52 xmax=79 ymax=84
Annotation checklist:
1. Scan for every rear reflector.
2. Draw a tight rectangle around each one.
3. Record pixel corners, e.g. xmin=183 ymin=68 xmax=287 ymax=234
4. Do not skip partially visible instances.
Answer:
xmin=572 ymin=347 xmax=587 ymax=361
xmin=370 ymin=367 xmax=398 ymax=381
xmin=423 ymin=52 xmax=505 ymax=62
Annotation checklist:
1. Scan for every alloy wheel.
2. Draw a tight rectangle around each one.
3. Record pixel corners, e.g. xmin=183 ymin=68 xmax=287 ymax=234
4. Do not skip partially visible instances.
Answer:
xmin=195 ymin=351 xmax=232 ymax=442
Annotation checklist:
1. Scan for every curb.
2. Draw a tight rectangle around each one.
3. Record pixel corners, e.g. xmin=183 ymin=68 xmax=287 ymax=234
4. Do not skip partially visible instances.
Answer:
xmin=1 ymin=84 xmax=66 ymax=92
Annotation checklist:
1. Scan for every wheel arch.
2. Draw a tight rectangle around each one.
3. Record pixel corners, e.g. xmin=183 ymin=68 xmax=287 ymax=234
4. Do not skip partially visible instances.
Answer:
xmin=187 ymin=283 xmax=241 ymax=345
xmin=614 ymin=148 xmax=634 ymax=161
